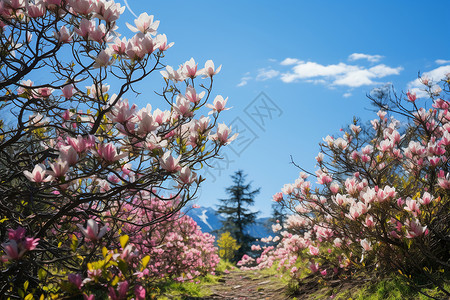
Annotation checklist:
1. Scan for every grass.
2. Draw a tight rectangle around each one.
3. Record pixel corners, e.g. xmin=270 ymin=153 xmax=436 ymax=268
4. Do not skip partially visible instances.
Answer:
xmin=153 ymin=260 xmax=236 ymax=299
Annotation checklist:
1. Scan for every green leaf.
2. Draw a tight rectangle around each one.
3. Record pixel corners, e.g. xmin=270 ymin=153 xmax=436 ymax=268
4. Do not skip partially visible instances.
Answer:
xmin=120 ymin=235 xmax=129 ymax=249
xmin=102 ymin=247 xmax=108 ymax=258
xmin=24 ymin=293 xmax=34 ymax=300
xmin=24 ymin=280 xmax=29 ymax=291
xmin=117 ymin=259 xmax=128 ymax=275
xmin=38 ymin=269 xmax=46 ymax=281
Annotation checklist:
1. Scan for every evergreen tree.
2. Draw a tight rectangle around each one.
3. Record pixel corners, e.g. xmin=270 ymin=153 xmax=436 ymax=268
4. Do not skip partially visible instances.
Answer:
xmin=217 ymin=170 xmax=260 ymax=261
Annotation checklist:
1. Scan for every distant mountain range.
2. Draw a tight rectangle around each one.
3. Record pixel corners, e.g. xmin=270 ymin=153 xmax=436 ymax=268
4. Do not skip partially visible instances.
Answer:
xmin=183 ymin=206 xmax=273 ymax=239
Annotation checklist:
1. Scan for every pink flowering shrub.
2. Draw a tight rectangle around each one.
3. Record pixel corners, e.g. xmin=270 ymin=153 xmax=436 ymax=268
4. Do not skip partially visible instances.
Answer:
xmin=0 ymin=0 xmax=232 ymax=297
xmin=114 ymin=192 xmax=220 ymax=282
xmin=242 ymin=77 xmax=450 ymax=294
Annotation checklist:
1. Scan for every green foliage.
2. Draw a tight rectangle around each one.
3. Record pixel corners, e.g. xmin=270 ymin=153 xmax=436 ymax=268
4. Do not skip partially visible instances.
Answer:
xmin=217 ymin=232 xmax=240 ymax=261
xmin=217 ymin=170 xmax=260 ymax=260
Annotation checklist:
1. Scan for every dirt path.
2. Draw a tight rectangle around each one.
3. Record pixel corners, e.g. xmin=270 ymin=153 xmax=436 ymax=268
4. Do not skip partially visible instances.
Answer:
xmin=199 ymin=269 xmax=289 ymax=300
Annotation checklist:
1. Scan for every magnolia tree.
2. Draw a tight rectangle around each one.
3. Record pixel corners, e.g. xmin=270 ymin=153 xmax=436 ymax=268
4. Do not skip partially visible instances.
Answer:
xmin=241 ymin=77 xmax=450 ymax=296
xmin=0 ymin=0 xmax=235 ymax=298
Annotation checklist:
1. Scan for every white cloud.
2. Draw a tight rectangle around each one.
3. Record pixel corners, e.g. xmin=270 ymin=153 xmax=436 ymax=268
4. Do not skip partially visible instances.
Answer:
xmin=407 ymin=65 xmax=450 ymax=98
xmin=280 ymin=60 xmax=402 ymax=87
xmin=343 ymin=92 xmax=352 ymax=98
xmin=256 ymin=68 xmax=280 ymax=81
xmin=237 ymin=77 xmax=251 ymax=87
xmin=348 ymin=53 xmax=383 ymax=63
xmin=280 ymin=58 xmax=303 ymax=66
xmin=436 ymin=59 xmax=450 ymax=65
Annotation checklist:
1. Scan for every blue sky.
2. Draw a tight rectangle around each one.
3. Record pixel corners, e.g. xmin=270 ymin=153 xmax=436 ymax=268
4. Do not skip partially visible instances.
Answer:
xmin=118 ymin=1 xmax=450 ymax=217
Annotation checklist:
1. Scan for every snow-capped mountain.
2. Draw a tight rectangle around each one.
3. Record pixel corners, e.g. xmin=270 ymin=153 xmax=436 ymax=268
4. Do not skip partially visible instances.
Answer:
xmin=184 ymin=206 xmax=272 ymax=238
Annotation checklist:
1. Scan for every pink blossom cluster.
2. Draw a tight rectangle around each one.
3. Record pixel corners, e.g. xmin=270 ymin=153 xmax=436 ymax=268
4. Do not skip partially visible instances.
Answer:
xmin=0 ymin=1 xmax=235 ymax=297
xmin=113 ymin=192 xmax=220 ymax=282
xmin=1 ymin=227 xmax=39 ymax=262
xmin=239 ymin=78 xmax=450 ymax=287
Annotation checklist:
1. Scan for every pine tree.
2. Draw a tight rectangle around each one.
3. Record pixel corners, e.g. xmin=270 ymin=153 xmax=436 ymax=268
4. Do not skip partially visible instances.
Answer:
xmin=217 ymin=170 xmax=260 ymax=261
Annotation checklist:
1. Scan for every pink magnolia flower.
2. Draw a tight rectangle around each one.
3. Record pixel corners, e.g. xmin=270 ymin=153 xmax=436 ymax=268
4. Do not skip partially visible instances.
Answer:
xmin=406 ymin=91 xmax=417 ymax=102
xmin=201 ymin=60 xmax=221 ymax=77
xmin=365 ymin=215 xmax=375 ymax=228
xmin=183 ymin=58 xmax=200 ymax=78
xmin=309 ymin=261 xmax=319 ymax=273
xmin=135 ymin=285 xmax=146 ymax=300
xmin=333 ymin=238 xmax=343 ymax=248
xmin=309 ymin=245 xmax=319 ymax=256
xmin=272 ymin=192 xmax=283 ymax=202
xmin=360 ymin=239 xmax=372 ymax=251
xmin=23 ymin=164 xmax=53 ymax=183
xmin=173 ymin=94 xmax=193 ymax=117
xmin=405 ymin=219 xmax=427 ymax=238
xmin=27 ymin=0 xmax=46 ymax=18
xmin=1 ymin=240 xmax=25 ymax=261
xmin=54 ymin=25 xmax=72 ymax=43
xmin=96 ymin=143 xmax=127 ymax=162
xmin=93 ymin=49 xmax=114 ymax=68
xmin=74 ymin=19 xmax=95 ymax=39
xmin=69 ymin=0 xmax=94 ymax=14
xmin=206 ymin=95 xmax=230 ymax=115
xmin=4 ymin=0 xmax=25 ymax=9
xmin=178 ymin=166 xmax=196 ymax=185
xmin=93 ymin=0 xmax=124 ymax=23
xmin=59 ymin=145 xmax=78 ymax=166
xmin=160 ymin=65 xmax=184 ymax=82
xmin=68 ymin=273 xmax=83 ymax=290
xmin=24 ymin=237 xmax=39 ymax=251
xmin=8 ymin=227 xmax=26 ymax=241
xmin=77 ymin=219 xmax=108 ymax=241
xmin=159 ymin=151 xmax=181 ymax=173
xmin=110 ymin=37 xmax=128 ymax=55
xmin=185 ymin=86 xmax=205 ymax=104
xmin=419 ymin=192 xmax=434 ymax=205
xmin=329 ymin=182 xmax=340 ymax=194
xmin=209 ymin=123 xmax=238 ymax=145
xmin=109 ymin=281 xmax=129 ymax=300
xmin=126 ymin=12 xmax=159 ymax=35
xmin=49 ymin=159 xmax=68 ymax=178
xmin=404 ymin=198 xmax=420 ymax=216
xmin=155 ymin=33 xmax=174 ymax=51
xmin=61 ymin=84 xmax=74 ymax=98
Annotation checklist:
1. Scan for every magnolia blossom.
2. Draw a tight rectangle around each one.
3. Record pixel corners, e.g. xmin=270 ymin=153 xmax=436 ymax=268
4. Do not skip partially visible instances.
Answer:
xmin=404 ymin=198 xmax=421 ymax=216
xmin=23 ymin=164 xmax=53 ymax=183
xmin=185 ymin=86 xmax=205 ymax=104
xmin=96 ymin=143 xmax=127 ymax=162
xmin=202 ymin=60 xmax=221 ymax=77
xmin=93 ymin=49 xmax=114 ymax=68
xmin=54 ymin=25 xmax=72 ymax=43
xmin=183 ymin=58 xmax=200 ymax=78
xmin=405 ymin=219 xmax=427 ymax=238
xmin=126 ymin=12 xmax=159 ymax=35
xmin=155 ymin=34 xmax=173 ymax=51
xmin=360 ymin=238 xmax=372 ymax=251
xmin=178 ymin=166 xmax=196 ymax=185
xmin=49 ymin=159 xmax=69 ymax=178
xmin=206 ymin=95 xmax=230 ymax=115
xmin=309 ymin=245 xmax=319 ymax=256
xmin=419 ymin=192 xmax=434 ymax=205
xmin=272 ymin=192 xmax=283 ymax=202
xmin=159 ymin=151 xmax=181 ymax=172
xmin=209 ymin=123 xmax=238 ymax=145
xmin=61 ymin=84 xmax=74 ymax=98
xmin=77 ymin=219 xmax=108 ymax=241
